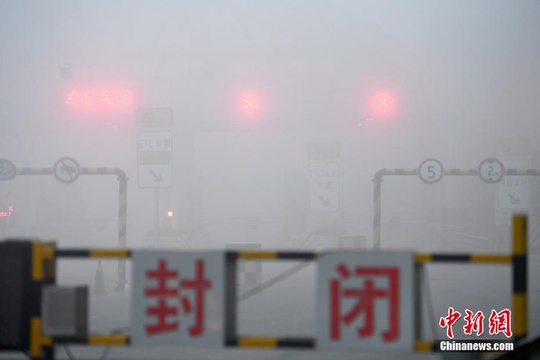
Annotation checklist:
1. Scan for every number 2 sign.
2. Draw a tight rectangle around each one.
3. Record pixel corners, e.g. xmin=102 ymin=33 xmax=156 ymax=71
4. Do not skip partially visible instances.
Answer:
xmin=478 ymin=158 xmax=504 ymax=184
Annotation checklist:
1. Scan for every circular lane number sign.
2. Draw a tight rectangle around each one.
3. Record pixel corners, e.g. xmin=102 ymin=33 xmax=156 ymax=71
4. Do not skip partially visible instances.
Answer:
xmin=478 ymin=158 xmax=505 ymax=184
xmin=0 ymin=159 xmax=16 ymax=180
xmin=418 ymin=158 xmax=444 ymax=184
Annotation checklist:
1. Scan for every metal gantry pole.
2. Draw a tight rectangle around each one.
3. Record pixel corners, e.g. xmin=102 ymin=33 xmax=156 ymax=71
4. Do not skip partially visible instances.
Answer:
xmin=372 ymin=169 xmax=417 ymax=250
xmin=15 ymin=167 xmax=129 ymax=292
xmin=80 ymin=168 xmax=129 ymax=292
xmin=372 ymin=167 xmax=540 ymax=250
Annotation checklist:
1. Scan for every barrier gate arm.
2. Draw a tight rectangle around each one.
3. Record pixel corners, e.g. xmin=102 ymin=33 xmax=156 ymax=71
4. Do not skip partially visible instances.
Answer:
xmin=28 ymin=247 xmax=131 ymax=360
xmin=414 ymin=214 xmax=528 ymax=351
xmin=224 ymin=250 xmax=317 ymax=349
xmin=372 ymin=167 xmax=540 ymax=250
xmin=21 ymin=215 xmax=526 ymax=359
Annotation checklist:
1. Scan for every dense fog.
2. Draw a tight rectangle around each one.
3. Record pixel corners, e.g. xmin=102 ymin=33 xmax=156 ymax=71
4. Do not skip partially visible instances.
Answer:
xmin=0 ymin=1 xmax=539 ymax=359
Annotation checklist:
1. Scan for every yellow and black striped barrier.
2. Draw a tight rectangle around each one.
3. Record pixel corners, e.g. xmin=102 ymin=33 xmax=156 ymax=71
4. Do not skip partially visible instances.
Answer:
xmin=412 ymin=214 xmax=528 ymax=349
xmin=226 ymin=336 xmax=315 ymax=349
xmin=414 ymin=253 xmax=512 ymax=264
xmin=512 ymin=215 xmax=527 ymax=342
xmin=55 ymin=248 xmax=131 ymax=259
xmin=233 ymin=250 xmax=316 ymax=261
xmin=16 ymin=215 xmax=527 ymax=358
xmin=53 ymin=334 xmax=130 ymax=346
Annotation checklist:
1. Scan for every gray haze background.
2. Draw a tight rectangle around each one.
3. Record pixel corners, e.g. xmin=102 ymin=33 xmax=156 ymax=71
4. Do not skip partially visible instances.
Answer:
xmin=1 ymin=1 xmax=539 ymax=359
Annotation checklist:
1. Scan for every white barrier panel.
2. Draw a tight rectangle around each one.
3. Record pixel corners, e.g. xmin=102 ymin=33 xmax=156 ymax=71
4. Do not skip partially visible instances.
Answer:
xmin=317 ymin=252 xmax=414 ymax=351
xmin=131 ymin=251 xmax=224 ymax=346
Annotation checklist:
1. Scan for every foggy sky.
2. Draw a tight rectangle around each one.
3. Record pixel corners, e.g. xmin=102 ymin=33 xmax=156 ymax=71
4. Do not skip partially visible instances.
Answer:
xmin=1 ymin=0 xmax=539 ymax=246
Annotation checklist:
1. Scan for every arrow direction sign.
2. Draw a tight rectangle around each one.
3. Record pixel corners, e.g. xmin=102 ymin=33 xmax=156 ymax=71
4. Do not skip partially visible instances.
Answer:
xmin=137 ymin=131 xmax=173 ymax=188
xmin=149 ymin=170 xmax=162 ymax=182
xmin=508 ymin=194 xmax=520 ymax=205
xmin=309 ymin=162 xmax=339 ymax=212
xmin=319 ymin=196 xmax=330 ymax=208
xmin=497 ymin=158 xmax=529 ymax=210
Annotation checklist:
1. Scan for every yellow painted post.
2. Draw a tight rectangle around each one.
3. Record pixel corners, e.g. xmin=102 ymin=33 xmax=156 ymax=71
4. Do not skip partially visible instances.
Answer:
xmin=512 ymin=214 xmax=527 ymax=342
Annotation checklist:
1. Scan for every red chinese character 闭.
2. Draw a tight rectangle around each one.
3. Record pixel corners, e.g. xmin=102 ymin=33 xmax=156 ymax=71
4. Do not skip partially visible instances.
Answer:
xmin=144 ymin=259 xmax=180 ymax=335
xmin=489 ymin=309 xmax=512 ymax=338
xmin=439 ymin=307 xmax=461 ymax=339
xmin=463 ymin=309 xmax=484 ymax=336
xmin=330 ymin=264 xmax=400 ymax=342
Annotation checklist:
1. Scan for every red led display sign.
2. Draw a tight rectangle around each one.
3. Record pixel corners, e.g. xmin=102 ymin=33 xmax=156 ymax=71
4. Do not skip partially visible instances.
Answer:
xmin=65 ymin=89 xmax=134 ymax=110
xmin=0 ymin=205 xmax=14 ymax=217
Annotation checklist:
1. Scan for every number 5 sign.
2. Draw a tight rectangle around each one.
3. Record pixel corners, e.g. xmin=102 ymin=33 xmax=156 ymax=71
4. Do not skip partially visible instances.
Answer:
xmin=418 ymin=158 xmax=444 ymax=184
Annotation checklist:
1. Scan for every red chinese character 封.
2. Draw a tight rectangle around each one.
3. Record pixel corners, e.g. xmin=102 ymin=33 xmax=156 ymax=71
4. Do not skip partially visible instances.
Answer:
xmin=144 ymin=258 xmax=212 ymax=338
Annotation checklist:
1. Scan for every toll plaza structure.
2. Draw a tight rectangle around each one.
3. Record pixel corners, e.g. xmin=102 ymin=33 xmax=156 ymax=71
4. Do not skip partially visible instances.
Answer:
xmin=0 ymin=215 xmax=535 ymax=359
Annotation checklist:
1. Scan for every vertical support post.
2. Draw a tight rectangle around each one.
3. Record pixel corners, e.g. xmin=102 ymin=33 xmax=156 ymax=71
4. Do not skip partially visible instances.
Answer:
xmin=115 ymin=169 xmax=128 ymax=292
xmin=512 ymin=214 xmax=527 ymax=342
xmin=372 ymin=170 xmax=385 ymax=250
xmin=154 ymin=189 xmax=160 ymax=243
xmin=30 ymin=317 xmax=53 ymax=360
xmin=30 ymin=242 xmax=56 ymax=360
xmin=224 ymin=251 xmax=237 ymax=346
xmin=414 ymin=263 xmax=423 ymax=344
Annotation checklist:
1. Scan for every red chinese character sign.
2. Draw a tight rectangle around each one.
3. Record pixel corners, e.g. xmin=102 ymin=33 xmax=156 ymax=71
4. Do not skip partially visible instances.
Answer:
xmin=131 ymin=251 xmax=224 ymax=347
xmin=317 ymin=252 xmax=414 ymax=351
xmin=66 ymin=88 xmax=134 ymax=110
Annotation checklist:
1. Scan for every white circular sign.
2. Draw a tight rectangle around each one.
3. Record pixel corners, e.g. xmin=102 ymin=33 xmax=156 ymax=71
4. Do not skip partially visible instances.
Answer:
xmin=53 ymin=157 xmax=80 ymax=184
xmin=0 ymin=159 xmax=16 ymax=180
xmin=418 ymin=158 xmax=444 ymax=184
xmin=478 ymin=158 xmax=504 ymax=184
